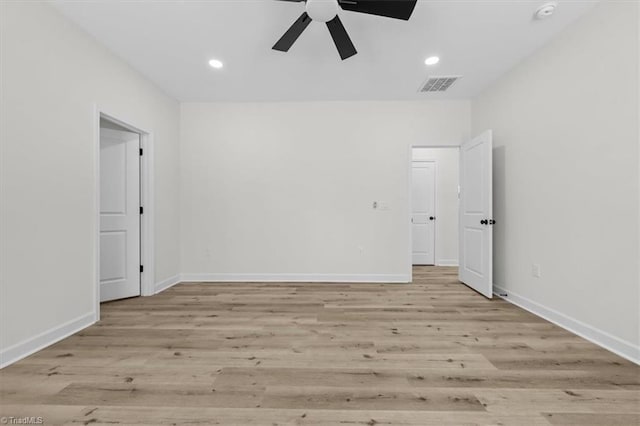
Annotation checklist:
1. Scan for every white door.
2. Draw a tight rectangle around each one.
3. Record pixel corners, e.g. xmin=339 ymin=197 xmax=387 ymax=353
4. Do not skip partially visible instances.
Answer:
xmin=412 ymin=161 xmax=436 ymax=265
xmin=459 ymin=130 xmax=493 ymax=298
xmin=100 ymin=128 xmax=141 ymax=302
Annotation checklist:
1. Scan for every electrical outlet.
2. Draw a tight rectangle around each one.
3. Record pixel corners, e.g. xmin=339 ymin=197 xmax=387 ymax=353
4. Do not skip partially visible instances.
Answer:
xmin=532 ymin=264 xmax=541 ymax=278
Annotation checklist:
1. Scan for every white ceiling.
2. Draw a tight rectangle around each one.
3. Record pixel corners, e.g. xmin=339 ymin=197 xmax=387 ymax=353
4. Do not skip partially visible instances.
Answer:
xmin=51 ymin=0 xmax=597 ymax=102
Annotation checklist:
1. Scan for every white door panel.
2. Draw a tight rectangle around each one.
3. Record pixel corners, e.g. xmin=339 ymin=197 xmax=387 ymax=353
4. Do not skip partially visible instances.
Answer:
xmin=459 ymin=130 xmax=493 ymax=298
xmin=412 ymin=224 xmax=430 ymax=250
xmin=100 ymin=231 xmax=127 ymax=281
xmin=412 ymin=214 xmax=429 ymax=225
xmin=100 ymin=140 xmax=127 ymax=213
xmin=100 ymin=128 xmax=140 ymax=302
xmin=412 ymin=161 xmax=436 ymax=265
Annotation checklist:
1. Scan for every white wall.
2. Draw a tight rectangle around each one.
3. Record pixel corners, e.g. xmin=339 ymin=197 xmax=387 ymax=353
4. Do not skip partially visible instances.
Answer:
xmin=472 ymin=1 xmax=639 ymax=362
xmin=180 ymin=101 xmax=470 ymax=281
xmin=412 ymin=148 xmax=459 ymax=266
xmin=0 ymin=2 xmax=180 ymax=364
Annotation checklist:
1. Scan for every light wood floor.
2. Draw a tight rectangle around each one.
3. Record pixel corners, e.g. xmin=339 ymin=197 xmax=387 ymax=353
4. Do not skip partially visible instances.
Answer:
xmin=1 ymin=267 xmax=638 ymax=425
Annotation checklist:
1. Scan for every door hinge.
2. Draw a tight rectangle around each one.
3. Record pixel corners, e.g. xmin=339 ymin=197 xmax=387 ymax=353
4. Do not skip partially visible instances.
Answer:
xmin=140 ymin=206 xmax=144 ymax=215
xmin=139 ymin=148 xmax=143 ymax=156
xmin=140 ymin=265 xmax=144 ymax=273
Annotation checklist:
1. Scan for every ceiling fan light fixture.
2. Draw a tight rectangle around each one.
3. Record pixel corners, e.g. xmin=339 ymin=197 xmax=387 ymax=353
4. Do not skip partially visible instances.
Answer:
xmin=306 ymin=0 xmax=339 ymax=23
xmin=424 ymin=56 xmax=440 ymax=66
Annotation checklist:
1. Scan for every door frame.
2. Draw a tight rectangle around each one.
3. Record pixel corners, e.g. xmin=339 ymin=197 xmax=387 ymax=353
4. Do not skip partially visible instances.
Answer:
xmin=407 ymin=144 xmax=460 ymax=282
xmin=93 ymin=104 xmax=155 ymax=320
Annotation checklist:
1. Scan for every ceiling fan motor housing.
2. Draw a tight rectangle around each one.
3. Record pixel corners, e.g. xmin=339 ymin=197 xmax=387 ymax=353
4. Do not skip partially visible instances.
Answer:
xmin=306 ymin=0 xmax=340 ymax=22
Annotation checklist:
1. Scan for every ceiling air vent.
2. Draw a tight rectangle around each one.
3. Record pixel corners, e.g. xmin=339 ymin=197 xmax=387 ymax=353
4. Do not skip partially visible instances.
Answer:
xmin=420 ymin=76 xmax=462 ymax=93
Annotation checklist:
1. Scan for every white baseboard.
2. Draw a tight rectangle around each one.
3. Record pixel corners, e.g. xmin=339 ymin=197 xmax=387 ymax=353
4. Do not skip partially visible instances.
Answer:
xmin=0 ymin=311 xmax=95 ymax=369
xmin=436 ymin=259 xmax=459 ymax=267
xmin=180 ymin=273 xmax=411 ymax=283
xmin=494 ymin=285 xmax=639 ymax=365
xmin=155 ymin=274 xmax=181 ymax=294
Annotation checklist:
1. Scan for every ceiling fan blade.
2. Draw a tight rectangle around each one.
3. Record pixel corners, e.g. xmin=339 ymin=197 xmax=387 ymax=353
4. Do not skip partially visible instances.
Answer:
xmin=326 ymin=15 xmax=357 ymax=60
xmin=338 ymin=0 xmax=417 ymax=20
xmin=273 ymin=12 xmax=312 ymax=52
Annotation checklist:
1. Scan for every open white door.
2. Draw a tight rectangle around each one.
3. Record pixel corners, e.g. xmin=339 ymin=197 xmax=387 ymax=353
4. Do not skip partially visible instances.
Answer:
xmin=100 ymin=128 xmax=141 ymax=302
xmin=459 ymin=130 xmax=493 ymax=298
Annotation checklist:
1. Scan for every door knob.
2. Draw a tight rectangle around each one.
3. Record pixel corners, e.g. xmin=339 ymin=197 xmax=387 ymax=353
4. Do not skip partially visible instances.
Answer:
xmin=480 ymin=219 xmax=488 ymax=225
xmin=429 ymin=216 xmax=435 ymax=221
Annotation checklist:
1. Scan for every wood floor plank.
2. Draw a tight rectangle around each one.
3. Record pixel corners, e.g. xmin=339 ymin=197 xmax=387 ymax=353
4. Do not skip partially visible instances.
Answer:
xmin=0 ymin=266 xmax=637 ymax=425
xmin=261 ymin=385 xmax=485 ymax=411
xmin=47 ymin=383 xmax=263 ymax=408
xmin=0 ymin=406 xmax=553 ymax=426
xmin=543 ymin=412 xmax=640 ymax=425
xmin=475 ymin=389 xmax=640 ymax=414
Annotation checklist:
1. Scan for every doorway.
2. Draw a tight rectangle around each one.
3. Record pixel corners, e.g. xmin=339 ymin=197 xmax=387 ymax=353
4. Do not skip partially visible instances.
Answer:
xmin=99 ymin=122 xmax=141 ymax=302
xmin=409 ymin=133 xmax=494 ymax=298
xmin=94 ymin=108 xmax=155 ymax=318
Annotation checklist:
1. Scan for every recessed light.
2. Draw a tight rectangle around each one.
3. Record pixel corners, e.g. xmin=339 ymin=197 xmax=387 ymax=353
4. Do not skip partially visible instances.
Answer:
xmin=424 ymin=56 xmax=440 ymax=66
xmin=208 ymin=59 xmax=223 ymax=69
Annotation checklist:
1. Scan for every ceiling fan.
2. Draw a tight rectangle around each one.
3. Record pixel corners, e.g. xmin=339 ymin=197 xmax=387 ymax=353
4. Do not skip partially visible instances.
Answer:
xmin=273 ymin=0 xmax=418 ymax=60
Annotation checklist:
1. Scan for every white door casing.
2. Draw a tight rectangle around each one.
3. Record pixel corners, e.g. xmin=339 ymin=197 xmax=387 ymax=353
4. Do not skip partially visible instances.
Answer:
xmin=100 ymin=128 xmax=141 ymax=302
xmin=412 ymin=161 xmax=436 ymax=265
xmin=459 ymin=130 xmax=493 ymax=298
